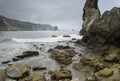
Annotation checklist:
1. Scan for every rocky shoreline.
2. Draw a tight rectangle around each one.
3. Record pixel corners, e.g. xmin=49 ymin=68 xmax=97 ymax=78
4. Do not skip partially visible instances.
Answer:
xmin=0 ymin=39 xmax=87 ymax=81
xmin=0 ymin=0 xmax=120 ymax=81
xmin=77 ymin=0 xmax=120 ymax=81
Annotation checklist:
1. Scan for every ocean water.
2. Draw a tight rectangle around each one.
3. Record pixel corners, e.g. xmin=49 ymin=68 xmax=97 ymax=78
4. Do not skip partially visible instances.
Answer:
xmin=0 ymin=30 xmax=82 ymax=42
xmin=0 ymin=30 xmax=85 ymax=81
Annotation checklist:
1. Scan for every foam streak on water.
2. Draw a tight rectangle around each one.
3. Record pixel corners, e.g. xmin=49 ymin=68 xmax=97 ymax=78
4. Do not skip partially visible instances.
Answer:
xmin=12 ymin=34 xmax=82 ymax=42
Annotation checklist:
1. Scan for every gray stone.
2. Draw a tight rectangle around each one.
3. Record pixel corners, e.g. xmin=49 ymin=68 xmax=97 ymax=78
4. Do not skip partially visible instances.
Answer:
xmin=6 ymin=64 xmax=30 ymax=79
xmin=80 ymin=0 xmax=100 ymax=35
xmin=82 ymin=7 xmax=120 ymax=47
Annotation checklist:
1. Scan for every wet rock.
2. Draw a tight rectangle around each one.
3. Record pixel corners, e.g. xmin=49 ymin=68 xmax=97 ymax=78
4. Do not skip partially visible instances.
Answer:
xmin=63 ymin=35 xmax=71 ymax=38
xmin=80 ymin=0 xmax=100 ymax=35
xmin=22 ymin=51 xmax=39 ymax=57
xmin=97 ymin=68 xmax=113 ymax=77
xmin=74 ymin=39 xmax=83 ymax=45
xmin=73 ymin=57 xmax=104 ymax=74
xmin=6 ymin=64 xmax=30 ymax=79
xmin=31 ymin=74 xmax=46 ymax=81
xmin=55 ymin=45 xmax=71 ymax=49
xmin=81 ymin=7 xmax=120 ymax=47
xmin=52 ymin=35 xmax=58 ymax=37
xmin=51 ymin=70 xmax=72 ymax=80
xmin=19 ymin=77 xmax=30 ymax=81
xmin=41 ymin=44 xmax=44 ymax=46
xmin=48 ymin=48 xmax=75 ymax=65
xmin=0 ymin=70 xmax=6 ymax=81
xmin=73 ymin=63 xmax=95 ymax=74
xmin=85 ymin=76 xmax=97 ymax=81
xmin=94 ymin=64 xmax=120 ymax=81
xmin=2 ymin=61 xmax=11 ymax=64
xmin=104 ymin=53 xmax=119 ymax=63
xmin=111 ymin=64 xmax=120 ymax=70
xmin=60 ymin=64 xmax=66 ymax=68
xmin=5 ymin=78 xmax=17 ymax=81
xmin=71 ymin=38 xmax=76 ymax=40
xmin=32 ymin=66 xmax=46 ymax=71
xmin=16 ymin=51 xmax=39 ymax=59
xmin=80 ymin=57 xmax=104 ymax=69
xmin=12 ymin=57 xmax=22 ymax=61
xmin=59 ymin=79 xmax=71 ymax=81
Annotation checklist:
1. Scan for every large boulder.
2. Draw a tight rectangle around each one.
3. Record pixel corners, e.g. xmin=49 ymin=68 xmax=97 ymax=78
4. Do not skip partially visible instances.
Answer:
xmin=82 ymin=7 xmax=120 ymax=47
xmin=48 ymin=48 xmax=75 ymax=65
xmin=80 ymin=0 xmax=100 ymax=35
xmin=6 ymin=64 xmax=30 ymax=79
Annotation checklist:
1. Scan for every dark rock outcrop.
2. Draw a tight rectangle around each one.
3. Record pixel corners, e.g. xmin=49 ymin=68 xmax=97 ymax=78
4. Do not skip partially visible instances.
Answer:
xmin=15 ymin=51 xmax=39 ymax=59
xmin=78 ymin=0 xmax=120 ymax=80
xmin=82 ymin=7 xmax=120 ymax=47
xmin=80 ymin=0 xmax=100 ymax=35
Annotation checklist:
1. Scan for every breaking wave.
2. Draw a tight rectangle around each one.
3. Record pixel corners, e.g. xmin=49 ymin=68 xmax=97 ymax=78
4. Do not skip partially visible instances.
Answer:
xmin=12 ymin=34 xmax=82 ymax=43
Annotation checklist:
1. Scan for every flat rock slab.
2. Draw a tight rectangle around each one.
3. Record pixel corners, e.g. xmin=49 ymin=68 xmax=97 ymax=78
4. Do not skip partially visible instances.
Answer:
xmin=51 ymin=70 xmax=72 ymax=80
xmin=31 ymin=74 xmax=46 ymax=81
xmin=6 ymin=64 xmax=30 ymax=79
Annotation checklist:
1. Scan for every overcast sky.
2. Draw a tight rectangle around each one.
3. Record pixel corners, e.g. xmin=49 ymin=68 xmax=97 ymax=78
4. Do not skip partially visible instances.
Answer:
xmin=0 ymin=0 xmax=119 ymax=30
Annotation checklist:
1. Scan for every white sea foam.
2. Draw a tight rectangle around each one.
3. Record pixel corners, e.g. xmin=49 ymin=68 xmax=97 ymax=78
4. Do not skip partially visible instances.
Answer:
xmin=12 ymin=34 xmax=82 ymax=42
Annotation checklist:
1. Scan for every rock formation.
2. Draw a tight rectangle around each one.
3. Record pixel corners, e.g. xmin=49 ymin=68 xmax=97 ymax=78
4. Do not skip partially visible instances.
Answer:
xmin=48 ymin=45 xmax=76 ymax=66
xmin=80 ymin=0 xmax=100 ymax=35
xmin=82 ymin=7 xmax=120 ymax=47
xmin=6 ymin=64 xmax=30 ymax=79
xmin=77 ymin=0 xmax=120 ymax=80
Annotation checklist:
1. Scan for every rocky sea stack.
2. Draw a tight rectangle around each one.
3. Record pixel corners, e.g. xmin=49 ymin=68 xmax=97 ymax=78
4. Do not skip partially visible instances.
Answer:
xmin=80 ymin=0 xmax=120 ymax=47
xmin=76 ymin=0 xmax=120 ymax=80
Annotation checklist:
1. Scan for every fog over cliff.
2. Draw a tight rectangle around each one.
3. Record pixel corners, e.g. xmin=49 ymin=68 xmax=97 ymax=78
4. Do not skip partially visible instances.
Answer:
xmin=0 ymin=0 xmax=119 ymax=30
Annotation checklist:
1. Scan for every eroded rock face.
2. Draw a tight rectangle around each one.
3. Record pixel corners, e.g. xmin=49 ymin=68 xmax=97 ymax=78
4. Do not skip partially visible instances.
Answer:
xmin=80 ymin=0 xmax=100 ymax=35
xmin=82 ymin=7 xmax=120 ymax=47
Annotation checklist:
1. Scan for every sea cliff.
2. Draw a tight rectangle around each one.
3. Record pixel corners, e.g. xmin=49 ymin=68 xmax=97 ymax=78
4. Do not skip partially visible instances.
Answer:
xmin=0 ymin=15 xmax=58 ymax=31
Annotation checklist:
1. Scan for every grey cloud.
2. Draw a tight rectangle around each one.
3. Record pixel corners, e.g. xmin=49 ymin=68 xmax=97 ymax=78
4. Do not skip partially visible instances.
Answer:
xmin=0 ymin=0 xmax=119 ymax=30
